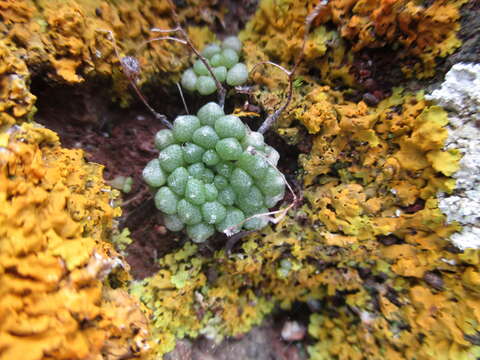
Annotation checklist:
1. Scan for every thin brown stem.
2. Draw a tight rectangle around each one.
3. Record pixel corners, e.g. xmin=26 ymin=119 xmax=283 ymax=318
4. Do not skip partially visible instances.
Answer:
xmin=130 ymin=81 xmax=172 ymax=128
xmin=176 ymin=82 xmax=189 ymax=114
xmin=250 ymin=0 xmax=329 ymax=134
xmin=225 ymin=230 xmax=256 ymax=254
xmin=250 ymin=61 xmax=291 ymax=78
xmin=121 ymin=187 xmax=150 ymax=207
xmin=96 ymin=29 xmax=173 ymax=129
xmin=293 ymin=0 xmax=328 ymax=74
xmin=150 ymin=27 xmax=181 ymax=33
xmin=250 ymin=61 xmax=293 ymax=134
xmin=137 ymin=36 xmax=187 ymax=51
xmin=96 ymin=29 xmax=122 ymax=61
xmin=121 ymin=197 xmax=155 ymax=229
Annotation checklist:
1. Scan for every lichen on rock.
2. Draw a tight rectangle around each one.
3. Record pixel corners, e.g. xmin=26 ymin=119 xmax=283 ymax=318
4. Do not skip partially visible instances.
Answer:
xmin=1 ymin=0 xmax=479 ymax=359
xmin=0 ymin=0 xmax=217 ymax=106
xmin=428 ymin=63 xmax=480 ymax=250
xmin=241 ymin=0 xmax=468 ymax=93
xmin=0 ymin=123 xmax=150 ymax=360
xmin=125 ymin=2 xmax=480 ymax=359
xmin=0 ymin=39 xmax=36 ymax=127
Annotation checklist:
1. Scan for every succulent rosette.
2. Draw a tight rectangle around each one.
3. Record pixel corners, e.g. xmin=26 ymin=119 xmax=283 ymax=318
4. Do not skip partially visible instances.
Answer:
xmin=143 ymin=102 xmax=285 ymax=243
xmin=181 ymin=36 xmax=249 ymax=95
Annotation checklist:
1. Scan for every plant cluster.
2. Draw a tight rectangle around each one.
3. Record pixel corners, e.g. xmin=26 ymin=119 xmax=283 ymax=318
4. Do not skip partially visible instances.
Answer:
xmin=181 ymin=36 xmax=249 ymax=95
xmin=142 ymin=102 xmax=285 ymax=243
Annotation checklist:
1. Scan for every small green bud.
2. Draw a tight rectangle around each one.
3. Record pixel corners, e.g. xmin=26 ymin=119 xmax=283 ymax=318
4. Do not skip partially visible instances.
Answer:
xmin=181 ymin=68 xmax=197 ymax=92
xmin=277 ymin=267 xmax=290 ymax=278
xmin=217 ymin=186 xmax=236 ymax=206
xmin=158 ymin=144 xmax=185 ymax=172
xmin=177 ymin=199 xmax=202 ymax=225
xmin=154 ymin=129 xmax=175 ymax=150
xmin=202 ymin=43 xmax=221 ymax=59
xmin=264 ymin=192 xmax=284 ymax=208
xmin=185 ymin=177 xmax=206 ymax=205
xmin=280 ymin=258 xmax=292 ymax=270
xmin=221 ymin=48 xmax=239 ymax=69
xmin=200 ymin=168 xmax=215 ymax=184
xmin=216 ymin=138 xmax=243 ymax=161
xmin=197 ymin=102 xmax=224 ymax=126
xmin=196 ymin=75 xmax=217 ymax=95
xmin=237 ymin=151 xmax=268 ymax=180
xmin=188 ymin=162 xmax=206 ymax=179
xmin=167 ymin=167 xmax=189 ymax=195
xmin=187 ymin=223 xmax=215 ymax=243
xmin=237 ymin=185 xmax=264 ymax=214
xmin=257 ymin=167 xmax=285 ymax=197
xmin=204 ymin=183 xmax=219 ymax=201
xmin=244 ymin=208 xmax=269 ymax=231
xmin=143 ymin=159 xmax=166 ymax=187
xmin=202 ymin=149 xmax=220 ymax=166
xmin=214 ymin=162 xmax=234 ymax=178
xmin=215 ymin=115 xmax=246 ymax=139
xmin=164 ymin=214 xmax=184 ymax=232
xmin=222 ymin=36 xmax=242 ymax=53
xmin=193 ymin=59 xmax=210 ymax=76
xmin=173 ymin=115 xmax=201 ymax=142
xmin=216 ymin=207 xmax=245 ymax=235
xmin=202 ymin=201 xmax=227 ymax=224
xmin=154 ymin=187 xmax=179 ymax=214
xmin=110 ymin=175 xmax=127 ymax=191
xmin=230 ymin=168 xmax=253 ymax=195
xmin=213 ymin=175 xmax=229 ymax=190
xmin=192 ymin=126 xmax=219 ymax=149
xmin=241 ymin=131 xmax=265 ymax=151
xmin=226 ymin=63 xmax=248 ymax=86
xmin=213 ymin=66 xmax=227 ymax=83
xmin=183 ymin=142 xmax=205 ymax=164
xmin=122 ymin=177 xmax=133 ymax=193
xmin=210 ymin=53 xmax=224 ymax=67
xmin=264 ymin=145 xmax=280 ymax=166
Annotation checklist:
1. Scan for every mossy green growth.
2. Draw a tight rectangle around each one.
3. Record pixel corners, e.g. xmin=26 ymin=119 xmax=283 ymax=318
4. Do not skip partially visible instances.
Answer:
xmin=181 ymin=36 xmax=249 ymax=95
xmin=143 ymin=102 xmax=286 ymax=242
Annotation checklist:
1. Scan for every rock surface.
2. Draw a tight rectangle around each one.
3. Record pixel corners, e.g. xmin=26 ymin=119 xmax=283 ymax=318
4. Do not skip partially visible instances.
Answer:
xmin=428 ymin=63 xmax=480 ymax=249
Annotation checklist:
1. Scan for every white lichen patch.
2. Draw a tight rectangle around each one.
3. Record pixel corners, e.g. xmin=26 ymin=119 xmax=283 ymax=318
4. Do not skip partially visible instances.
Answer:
xmin=427 ymin=63 xmax=480 ymax=250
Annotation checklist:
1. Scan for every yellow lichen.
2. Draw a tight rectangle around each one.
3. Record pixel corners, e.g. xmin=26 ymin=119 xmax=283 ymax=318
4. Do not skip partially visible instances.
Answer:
xmin=112 ymin=2 xmax=474 ymax=357
xmin=130 ymin=241 xmax=274 ymax=357
xmin=329 ymin=0 xmax=468 ymax=77
xmin=0 ymin=39 xmax=36 ymax=127
xmin=0 ymin=0 xmax=218 ymax=105
xmin=134 ymin=85 xmax=477 ymax=359
xmin=0 ymin=123 xmax=150 ymax=360
xmin=241 ymin=0 xmax=467 ymax=87
xmin=0 ymin=1 xmax=476 ymax=359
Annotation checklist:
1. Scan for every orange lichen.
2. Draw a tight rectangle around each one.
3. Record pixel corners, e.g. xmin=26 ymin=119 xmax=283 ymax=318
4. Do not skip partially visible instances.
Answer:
xmin=0 ymin=1 xmax=475 ymax=359
xmin=0 ymin=0 xmax=33 ymax=24
xmin=241 ymin=1 xmax=355 ymax=90
xmin=0 ymin=39 xmax=36 ymax=127
xmin=96 ymin=1 xmax=474 ymax=357
xmin=241 ymin=0 xmax=467 ymax=87
xmin=0 ymin=0 xmax=217 ymax=105
xmin=0 ymin=123 xmax=150 ymax=360
xmin=328 ymin=0 xmax=467 ymax=77
xmin=132 ymin=84 xmax=476 ymax=358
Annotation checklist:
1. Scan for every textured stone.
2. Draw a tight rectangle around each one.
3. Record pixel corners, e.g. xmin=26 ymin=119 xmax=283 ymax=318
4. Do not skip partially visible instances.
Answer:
xmin=427 ymin=63 xmax=480 ymax=249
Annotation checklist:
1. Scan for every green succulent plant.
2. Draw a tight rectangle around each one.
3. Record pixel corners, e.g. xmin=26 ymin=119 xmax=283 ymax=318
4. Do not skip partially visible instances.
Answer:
xmin=143 ymin=101 xmax=285 ymax=243
xmin=181 ymin=36 xmax=249 ymax=95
